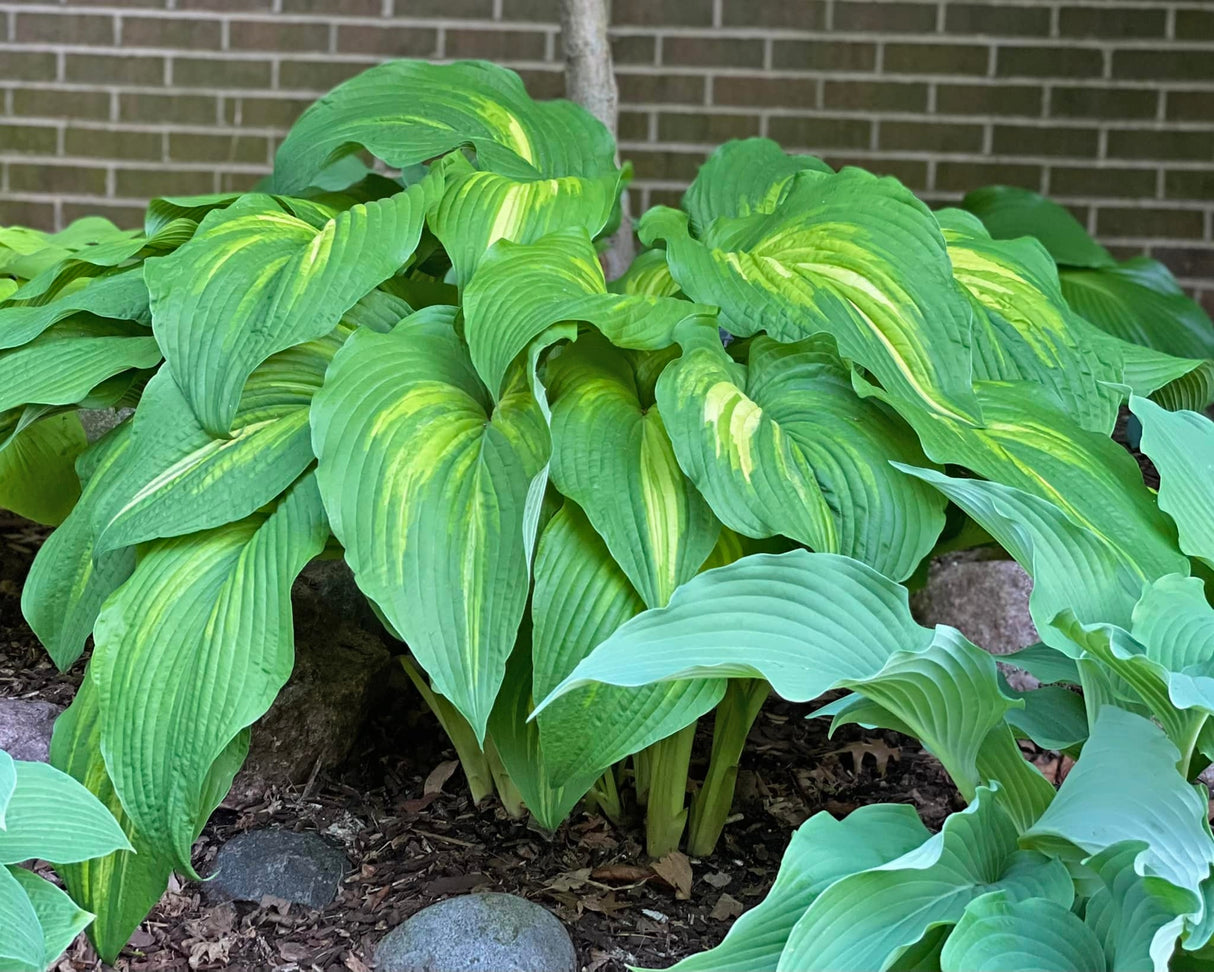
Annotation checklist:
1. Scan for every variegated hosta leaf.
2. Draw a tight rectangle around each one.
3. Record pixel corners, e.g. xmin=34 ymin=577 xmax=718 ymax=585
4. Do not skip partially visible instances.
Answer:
xmin=638 ymin=167 xmax=981 ymax=424
xmin=427 ymin=153 xmax=622 ymax=286
xmin=779 ymin=787 xmax=1073 ymax=972
xmin=311 ymin=325 xmax=549 ymax=739
xmin=963 ymin=185 xmax=1115 ymax=270
xmin=147 ymin=183 xmax=438 ymax=436
xmin=272 ymin=60 xmax=618 ymax=194
xmin=0 ymin=411 xmax=87 ymax=525
xmin=21 ymin=425 xmax=135 ymax=669
xmin=608 ymin=248 xmax=681 ymax=298
xmin=1132 ymin=395 xmax=1214 ymax=569
xmin=0 ymin=318 xmax=161 ymax=413
xmin=89 ymin=329 xmax=344 ymax=552
xmin=658 ymin=804 xmax=930 ymax=972
xmin=940 ymin=891 xmax=1106 ymax=972
xmin=528 ymin=501 xmax=724 ymax=784
xmin=0 ymin=218 xmax=135 ymax=280
xmin=548 ymin=334 xmax=720 ymax=608
xmin=681 ymin=137 xmax=832 ymax=237
xmin=8 ymin=865 xmax=96 ymax=971
xmin=0 ymin=268 xmax=150 ymax=350
xmin=461 ymin=228 xmax=713 ymax=399
xmin=655 ymin=332 xmax=946 ymax=581
xmin=90 ymin=474 xmax=327 ymax=871
xmin=1024 ymin=706 xmax=1214 ymax=911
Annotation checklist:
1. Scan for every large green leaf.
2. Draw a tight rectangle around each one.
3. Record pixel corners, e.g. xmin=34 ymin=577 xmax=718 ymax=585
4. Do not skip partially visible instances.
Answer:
xmin=272 ymin=59 xmax=618 ymax=194
xmin=658 ymin=804 xmax=929 ymax=972
xmin=0 ymin=268 xmax=150 ymax=350
xmin=0 ymin=864 xmax=42 ymax=972
xmin=0 ymin=411 xmax=86 ymax=525
xmin=7 ymin=866 xmax=95 ymax=971
xmin=655 ymin=331 xmax=945 ymax=580
xmin=311 ymin=324 xmax=549 ymax=739
xmin=963 ymin=185 xmax=1115 ymax=269
xmin=0 ymin=751 xmax=13 ymax=828
xmin=548 ymin=335 xmax=719 ymax=608
xmin=147 ymin=184 xmax=437 ymax=435
xmin=90 ymin=474 xmax=327 ymax=871
xmin=940 ymin=891 xmax=1106 ymax=971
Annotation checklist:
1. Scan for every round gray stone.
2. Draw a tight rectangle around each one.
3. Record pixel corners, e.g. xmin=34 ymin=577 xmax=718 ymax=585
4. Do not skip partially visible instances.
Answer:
xmin=375 ymin=893 xmax=576 ymax=972
xmin=0 ymin=699 xmax=62 ymax=762
xmin=207 ymin=829 xmax=348 ymax=909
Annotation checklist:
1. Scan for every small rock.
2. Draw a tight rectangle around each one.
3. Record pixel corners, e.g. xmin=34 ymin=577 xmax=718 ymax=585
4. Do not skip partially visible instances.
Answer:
xmin=0 ymin=699 xmax=62 ymax=762
xmin=78 ymin=407 xmax=134 ymax=443
xmin=206 ymin=829 xmax=348 ymax=909
xmin=375 ymin=893 xmax=576 ymax=972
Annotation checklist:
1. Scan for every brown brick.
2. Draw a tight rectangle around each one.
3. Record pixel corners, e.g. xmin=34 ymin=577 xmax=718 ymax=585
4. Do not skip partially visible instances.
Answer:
xmin=992 ymin=123 xmax=1098 ymax=157
xmin=0 ymin=200 xmax=56 ymax=230
xmin=935 ymin=160 xmax=1042 ymax=192
xmin=64 ymin=126 xmax=162 ymax=161
xmin=713 ymin=75 xmax=817 ymax=108
xmin=945 ymin=4 xmax=1050 ymax=36
xmin=627 ymin=149 xmax=709 ymax=182
xmin=823 ymin=80 xmax=928 ymax=112
xmin=9 ymin=162 xmax=107 ymax=195
xmin=178 ymin=0 xmax=272 ymax=9
xmin=66 ymin=53 xmax=165 ymax=86
xmin=825 ymin=156 xmax=929 ymax=189
xmin=218 ymin=170 xmax=267 ymax=193
xmin=62 ymin=201 xmax=144 ymax=227
xmin=771 ymin=40 xmax=877 ymax=72
xmin=663 ymin=36 xmax=765 ymax=69
xmin=1049 ymin=165 xmax=1157 ymax=198
xmin=115 ymin=165 xmax=216 ymax=197
xmin=282 ymin=0 xmax=378 ymax=11
xmin=0 ymin=124 xmax=58 ymax=155
xmin=881 ymin=120 xmax=984 ymax=153
xmin=1051 ymin=86 xmax=1158 ymax=120
xmin=1201 ymin=291 xmax=1214 ymax=318
xmin=936 ymin=83 xmax=1042 ymax=116
xmin=168 ymin=132 xmax=270 ymax=164
xmin=12 ymin=87 xmax=111 ymax=121
xmin=1168 ymin=90 xmax=1214 ymax=122
xmin=1175 ymin=10 xmax=1214 ymax=39
xmin=722 ymin=0 xmax=826 ymax=29
xmin=445 ymin=29 xmax=548 ymax=61
xmin=615 ymin=0 xmax=714 ymax=26
xmin=1097 ymin=206 xmax=1205 ymax=239
xmin=613 ymin=36 xmax=655 ymax=66
xmin=4 ymin=52 xmax=58 ymax=82
xmin=122 ymin=15 xmax=222 ymax=49
xmin=223 ymin=96 xmax=312 ymax=129
xmin=229 ymin=19 xmax=330 ymax=52
xmin=1148 ymin=246 xmax=1214 ymax=279
xmin=500 ymin=0 xmax=559 ymax=20
xmin=121 ymin=92 xmax=218 ymax=126
xmin=1108 ymin=128 xmax=1214 ymax=162
xmin=1059 ymin=6 xmax=1166 ymax=38
xmin=998 ymin=46 xmax=1103 ymax=78
xmin=393 ymin=0 xmax=494 ymax=14
xmin=515 ymin=68 xmax=565 ymax=100
xmin=646 ymin=188 xmax=685 ymax=208
xmin=658 ymin=111 xmax=760 ymax=143
xmin=335 ymin=25 xmax=440 ymax=57
xmin=172 ymin=56 xmax=271 ymax=89
xmin=767 ymin=115 xmax=873 ymax=151
xmin=1113 ymin=50 xmax=1214 ymax=82
xmin=618 ymin=110 xmax=650 ymax=142
xmin=278 ymin=59 xmax=380 ymax=92
xmin=1165 ymin=170 xmax=1214 ymax=200
xmin=835 ymin=1 xmax=937 ymax=32
xmin=15 ymin=12 xmax=115 ymax=45
xmin=618 ymin=72 xmax=705 ymax=105
xmin=884 ymin=43 xmax=990 ymax=75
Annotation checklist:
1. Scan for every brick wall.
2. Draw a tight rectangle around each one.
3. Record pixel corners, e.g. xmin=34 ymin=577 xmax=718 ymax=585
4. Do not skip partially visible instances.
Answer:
xmin=1 ymin=0 xmax=1213 ymax=303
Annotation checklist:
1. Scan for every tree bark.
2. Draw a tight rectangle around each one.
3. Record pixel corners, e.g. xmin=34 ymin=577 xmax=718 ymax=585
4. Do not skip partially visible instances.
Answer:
xmin=559 ymin=0 xmax=635 ymax=279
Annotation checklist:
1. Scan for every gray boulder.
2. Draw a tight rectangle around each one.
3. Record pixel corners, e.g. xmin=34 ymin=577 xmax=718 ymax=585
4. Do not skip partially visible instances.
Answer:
xmin=78 ymin=407 xmax=134 ymax=443
xmin=206 ymin=829 xmax=348 ymax=909
xmin=375 ymin=893 xmax=576 ymax=972
xmin=0 ymin=699 xmax=62 ymax=762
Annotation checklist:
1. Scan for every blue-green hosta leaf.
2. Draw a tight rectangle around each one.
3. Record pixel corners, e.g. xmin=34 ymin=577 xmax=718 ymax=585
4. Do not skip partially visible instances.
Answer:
xmin=1002 ymin=642 xmax=1081 ymax=685
xmin=963 ymin=185 xmax=1115 ymax=270
xmin=529 ymin=501 xmax=724 ymax=783
xmin=311 ymin=325 xmax=549 ymax=739
xmin=655 ymin=332 xmax=946 ymax=581
xmin=0 ymin=751 xmax=13 ymax=829
xmin=780 ymin=787 xmax=1073 ymax=972
xmin=940 ymin=892 xmax=1106 ymax=972
xmin=273 ymin=60 xmax=618 ymax=194
xmin=681 ymin=137 xmax=832 ymax=236
xmin=21 ymin=425 xmax=135 ymax=669
xmin=0 ymin=318 xmax=161 ymax=413
xmin=658 ymin=804 xmax=930 ymax=972
xmin=8 ymin=866 xmax=95 ymax=970
xmin=90 ymin=474 xmax=327 ymax=871
xmin=0 ymin=864 xmax=43 ymax=972
xmin=0 ymin=268 xmax=150 ymax=350
xmin=1003 ymin=683 xmax=1089 ymax=751
xmin=0 ymin=411 xmax=86 ymax=525
xmin=1133 ymin=395 xmax=1214 ymax=569
xmin=639 ymin=168 xmax=981 ymax=423
xmin=1025 ymin=706 xmax=1214 ymax=908
xmin=548 ymin=335 xmax=720 ymax=608
xmin=147 ymin=183 xmax=438 ymax=436
xmin=89 ymin=330 xmax=342 ymax=552
xmin=1131 ymin=574 xmax=1214 ymax=713
xmin=462 ymin=228 xmax=712 ymax=399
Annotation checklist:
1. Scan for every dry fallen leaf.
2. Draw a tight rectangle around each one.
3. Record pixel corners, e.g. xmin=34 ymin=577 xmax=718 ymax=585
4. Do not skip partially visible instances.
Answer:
xmin=591 ymin=863 xmax=653 ymax=884
xmin=702 ymin=871 xmax=732 ymax=889
xmin=545 ymin=868 xmax=592 ymax=892
xmin=709 ymin=892 xmax=745 ymax=921
xmin=423 ymin=759 xmax=460 ymax=795
xmin=832 ymin=738 xmax=901 ymax=777
xmin=652 ymin=851 xmax=693 ymax=900
xmin=278 ymin=941 xmax=311 ymax=963
xmin=344 ymin=954 xmax=371 ymax=972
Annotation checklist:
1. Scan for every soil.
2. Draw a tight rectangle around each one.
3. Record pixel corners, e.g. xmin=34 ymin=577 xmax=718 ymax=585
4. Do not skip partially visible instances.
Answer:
xmin=1 ymin=516 xmax=1012 ymax=972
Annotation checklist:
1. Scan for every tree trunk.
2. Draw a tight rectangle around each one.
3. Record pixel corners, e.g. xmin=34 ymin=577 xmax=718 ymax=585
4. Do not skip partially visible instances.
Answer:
xmin=559 ymin=0 xmax=635 ymax=279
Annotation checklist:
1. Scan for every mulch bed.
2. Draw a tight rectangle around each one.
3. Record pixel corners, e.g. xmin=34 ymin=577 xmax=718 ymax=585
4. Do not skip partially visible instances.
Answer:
xmin=3 ymin=516 xmax=986 ymax=972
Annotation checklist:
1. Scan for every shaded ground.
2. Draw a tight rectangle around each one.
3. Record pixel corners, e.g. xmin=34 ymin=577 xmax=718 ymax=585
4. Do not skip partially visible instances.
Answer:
xmin=2 ymin=517 xmax=966 ymax=972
